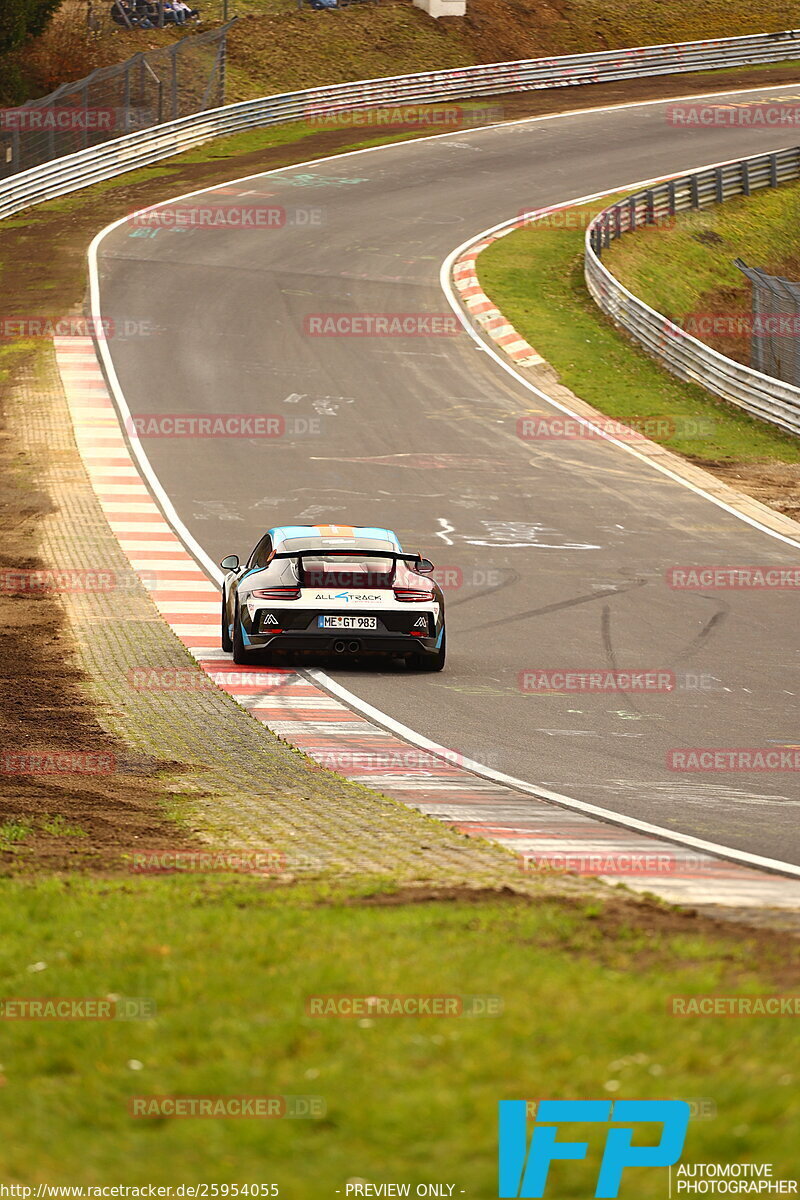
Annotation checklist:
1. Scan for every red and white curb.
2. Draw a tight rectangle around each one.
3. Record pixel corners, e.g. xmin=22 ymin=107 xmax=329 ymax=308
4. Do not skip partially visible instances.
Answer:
xmin=56 ymin=334 xmax=800 ymax=908
xmin=452 ymin=222 xmax=544 ymax=367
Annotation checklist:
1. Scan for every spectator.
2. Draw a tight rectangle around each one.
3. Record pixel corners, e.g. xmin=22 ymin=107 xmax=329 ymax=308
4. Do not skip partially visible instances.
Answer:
xmin=132 ymin=0 xmax=156 ymax=24
xmin=173 ymin=0 xmax=199 ymax=21
xmin=87 ymin=0 xmax=102 ymax=35
xmin=110 ymin=0 xmax=134 ymax=24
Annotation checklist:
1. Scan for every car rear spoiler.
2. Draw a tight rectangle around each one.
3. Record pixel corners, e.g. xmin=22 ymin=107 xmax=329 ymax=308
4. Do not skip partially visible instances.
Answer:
xmin=270 ymin=550 xmax=428 ymax=564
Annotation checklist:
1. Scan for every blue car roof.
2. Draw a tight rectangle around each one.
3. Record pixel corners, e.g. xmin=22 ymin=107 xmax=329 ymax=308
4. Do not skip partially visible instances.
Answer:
xmin=269 ymin=525 xmax=401 ymax=548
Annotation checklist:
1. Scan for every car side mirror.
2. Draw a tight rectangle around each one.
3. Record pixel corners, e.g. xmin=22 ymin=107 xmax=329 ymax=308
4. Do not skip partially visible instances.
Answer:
xmin=416 ymin=558 xmax=434 ymax=574
xmin=220 ymin=555 xmax=240 ymax=571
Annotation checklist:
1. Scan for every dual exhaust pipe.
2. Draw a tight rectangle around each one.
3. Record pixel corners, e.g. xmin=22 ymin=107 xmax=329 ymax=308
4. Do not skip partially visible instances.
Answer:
xmin=333 ymin=639 xmax=360 ymax=654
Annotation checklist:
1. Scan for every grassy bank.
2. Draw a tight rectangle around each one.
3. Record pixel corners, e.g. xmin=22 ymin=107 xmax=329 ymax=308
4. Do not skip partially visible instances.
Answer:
xmin=605 ymin=179 xmax=800 ymax=366
xmin=0 ymin=875 xmax=797 ymax=1185
xmin=10 ymin=0 xmax=800 ymax=109
xmin=477 ymin=200 xmax=800 ymax=467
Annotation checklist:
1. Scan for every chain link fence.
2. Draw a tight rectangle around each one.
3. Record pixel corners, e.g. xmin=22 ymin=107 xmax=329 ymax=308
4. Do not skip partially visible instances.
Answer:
xmin=735 ymin=258 xmax=800 ymax=389
xmin=0 ymin=19 xmax=235 ymax=180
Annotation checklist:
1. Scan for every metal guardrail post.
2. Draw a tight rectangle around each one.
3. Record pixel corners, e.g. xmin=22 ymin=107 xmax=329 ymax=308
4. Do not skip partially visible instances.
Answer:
xmin=123 ymin=64 xmax=131 ymax=134
xmin=170 ymin=46 xmax=179 ymax=120
xmin=715 ymin=166 xmax=724 ymax=202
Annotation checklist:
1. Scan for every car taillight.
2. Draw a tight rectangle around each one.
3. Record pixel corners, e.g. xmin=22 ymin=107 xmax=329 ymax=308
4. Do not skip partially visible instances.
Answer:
xmin=251 ymin=587 xmax=301 ymax=600
xmin=393 ymin=587 xmax=434 ymax=602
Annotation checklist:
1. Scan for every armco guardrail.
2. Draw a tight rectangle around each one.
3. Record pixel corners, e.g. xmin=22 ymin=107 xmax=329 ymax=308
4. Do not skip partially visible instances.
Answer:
xmin=3 ymin=28 xmax=800 ymax=222
xmin=585 ymin=146 xmax=800 ymax=438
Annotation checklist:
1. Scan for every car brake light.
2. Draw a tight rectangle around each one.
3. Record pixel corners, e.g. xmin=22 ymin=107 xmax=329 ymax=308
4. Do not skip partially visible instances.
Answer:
xmin=252 ymin=587 xmax=301 ymax=600
xmin=393 ymin=587 xmax=434 ymax=602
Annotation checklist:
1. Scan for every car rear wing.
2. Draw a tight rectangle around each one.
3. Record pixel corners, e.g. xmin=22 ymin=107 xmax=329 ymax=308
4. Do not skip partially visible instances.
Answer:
xmin=270 ymin=550 xmax=429 ymax=564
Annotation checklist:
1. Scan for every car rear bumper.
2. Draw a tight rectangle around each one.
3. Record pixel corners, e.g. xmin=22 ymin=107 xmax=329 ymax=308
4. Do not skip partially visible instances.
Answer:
xmin=240 ymin=630 xmax=441 ymax=656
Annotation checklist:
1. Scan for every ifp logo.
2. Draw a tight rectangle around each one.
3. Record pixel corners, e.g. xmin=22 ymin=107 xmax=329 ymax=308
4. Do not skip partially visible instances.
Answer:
xmin=498 ymin=1100 xmax=690 ymax=1197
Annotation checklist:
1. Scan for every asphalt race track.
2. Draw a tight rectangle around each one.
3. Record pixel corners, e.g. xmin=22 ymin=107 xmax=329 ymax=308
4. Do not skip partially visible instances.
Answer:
xmin=94 ymin=84 xmax=800 ymax=866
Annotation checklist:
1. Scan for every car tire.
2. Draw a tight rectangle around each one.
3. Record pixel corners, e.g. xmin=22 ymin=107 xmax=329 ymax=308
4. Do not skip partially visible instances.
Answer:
xmin=221 ymin=593 xmax=233 ymax=652
xmin=232 ymin=601 xmax=248 ymax=665
xmin=407 ymin=631 xmax=446 ymax=672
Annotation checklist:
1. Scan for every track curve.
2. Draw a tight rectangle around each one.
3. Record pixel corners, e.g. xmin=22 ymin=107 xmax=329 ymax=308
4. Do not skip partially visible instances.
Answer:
xmin=92 ymin=85 xmax=800 ymax=865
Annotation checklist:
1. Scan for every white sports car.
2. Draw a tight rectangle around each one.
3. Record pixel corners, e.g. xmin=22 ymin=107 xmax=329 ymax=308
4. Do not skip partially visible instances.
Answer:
xmin=221 ymin=524 xmax=446 ymax=671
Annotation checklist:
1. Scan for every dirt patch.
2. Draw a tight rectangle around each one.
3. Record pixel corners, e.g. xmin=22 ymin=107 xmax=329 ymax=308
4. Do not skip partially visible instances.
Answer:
xmin=341 ymin=883 xmax=527 ymax=904
xmin=688 ymin=456 xmax=800 ymax=519
xmin=0 ymin=370 xmax=196 ymax=874
xmin=341 ymin=885 xmax=800 ymax=978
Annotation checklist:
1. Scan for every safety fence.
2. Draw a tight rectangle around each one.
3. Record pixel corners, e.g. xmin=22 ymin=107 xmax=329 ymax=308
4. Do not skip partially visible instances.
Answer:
xmin=585 ymin=146 xmax=800 ymax=437
xmin=735 ymin=257 xmax=800 ymax=389
xmin=0 ymin=21 xmax=235 ymax=180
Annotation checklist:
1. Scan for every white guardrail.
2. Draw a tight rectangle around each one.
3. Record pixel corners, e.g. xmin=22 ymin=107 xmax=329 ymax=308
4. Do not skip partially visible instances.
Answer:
xmin=585 ymin=147 xmax=800 ymax=437
xmin=3 ymin=28 xmax=800 ymax=222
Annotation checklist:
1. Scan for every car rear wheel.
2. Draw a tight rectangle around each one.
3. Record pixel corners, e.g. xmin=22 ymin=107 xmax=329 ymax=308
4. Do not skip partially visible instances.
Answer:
xmin=232 ymin=601 xmax=248 ymax=665
xmin=407 ymin=631 xmax=446 ymax=672
xmin=221 ymin=594 xmax=233 ymax=652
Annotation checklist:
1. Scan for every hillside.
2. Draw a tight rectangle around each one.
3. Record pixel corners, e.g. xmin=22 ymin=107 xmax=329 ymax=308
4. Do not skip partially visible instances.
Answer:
xmin=8 ymin=0 xmax=800 ymax=105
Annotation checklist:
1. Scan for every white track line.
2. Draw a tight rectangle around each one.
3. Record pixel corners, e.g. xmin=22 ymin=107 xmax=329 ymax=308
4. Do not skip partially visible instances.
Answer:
xmin=86 ymin=83 xmax=800 ymax=882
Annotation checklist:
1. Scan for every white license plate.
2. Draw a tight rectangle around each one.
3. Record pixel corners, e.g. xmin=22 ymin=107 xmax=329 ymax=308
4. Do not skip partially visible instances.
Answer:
xmin=318 ymin=615 xmax=377 ymax=630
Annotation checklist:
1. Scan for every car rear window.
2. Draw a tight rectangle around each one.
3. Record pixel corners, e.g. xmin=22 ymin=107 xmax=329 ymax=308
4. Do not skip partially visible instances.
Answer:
xmin=300 ymin=555 xmax=395 ymax=589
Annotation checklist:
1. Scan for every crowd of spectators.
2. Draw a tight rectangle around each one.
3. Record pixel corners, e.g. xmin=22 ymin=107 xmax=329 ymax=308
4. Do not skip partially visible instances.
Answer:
xmin=109 ymin=0 xmax=200 ymax=28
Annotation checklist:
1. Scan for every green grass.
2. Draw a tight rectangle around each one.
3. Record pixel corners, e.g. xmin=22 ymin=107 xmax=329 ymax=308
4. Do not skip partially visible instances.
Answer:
xmin=0 ymin=816 xmax=88 ymax=853
xmin=605 ymin=178 xmax=800 ymax=320
xmin=0 ymin=820 xmax=34 ymax=852
xmin=477 ymin=198 xmax=800 ymax=463
xmin=0 ymin=876 xmax=797 ymax=1185
xmin=38 ymin=815 xmax=88 ymax=838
